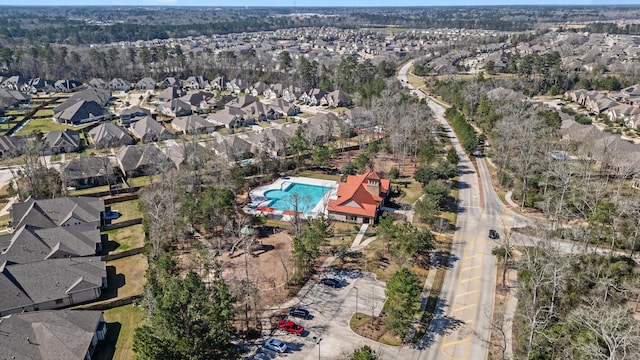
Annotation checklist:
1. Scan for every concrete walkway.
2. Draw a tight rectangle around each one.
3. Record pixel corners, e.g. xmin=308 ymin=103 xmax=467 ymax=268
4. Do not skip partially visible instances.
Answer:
xmin=505 ymin=191 xmax=519 ymax=209
xmin=350 ymin=223 xmax=369 ymax=248
xmin=503 ymin=266 xmax=518 ymax=360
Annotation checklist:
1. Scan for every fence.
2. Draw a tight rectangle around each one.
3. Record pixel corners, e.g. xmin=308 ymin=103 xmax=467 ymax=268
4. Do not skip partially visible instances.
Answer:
xmin=76 ymin=294 xmax=143 ymax=311
xmin=101 ymin=247 xmax=144 ymax=261
xmin=101 ymin=218 xmax=142 ymax=231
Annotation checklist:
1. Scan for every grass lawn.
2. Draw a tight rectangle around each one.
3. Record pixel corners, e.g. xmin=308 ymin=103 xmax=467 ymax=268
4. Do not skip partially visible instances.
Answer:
xmin=94 ymin=304 xmax=145 ymax=360
xmin=298 ymin=112 xmax=313 ymax=119
xmin=297 ymin=171 xmax=341 ymax=182
xmin=14 ymin=118 xmax=90 ymax=136
xmin=33 ymin=109 xmax=54 ymax=117
xmin=261 ymin=217 xmax=292 ymax=231
xmin=407 ymin=71 xmax=425 ymax=89
xmin=110 ymin=199 xmax=142 ymax=222
xmin=379 ymin=331 xmax=403 ymax=346
xmin=102 ymin=253 xmax=148 ymax=300
xmin=68 ymin=184 xmax=111 ymax=196
xmin=0 ymin=213 xmax=10 ymax=228
xmin=398 ymin=180 xmax=422 ymax=205
xmin=128 ymin=174 xmax=160 ymax=187
xmin=104 ymin=224 xmax=145 ymax=253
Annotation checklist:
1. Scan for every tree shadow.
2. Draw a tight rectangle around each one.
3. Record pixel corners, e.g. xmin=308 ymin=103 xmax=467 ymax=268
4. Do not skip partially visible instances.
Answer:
xmin=432 ymin=251 xmax=459 ymax=269
xmin=413 ymin=298 xmax=465 ymax=350
xmin=92 ymin=322 xmax=121 ymax=360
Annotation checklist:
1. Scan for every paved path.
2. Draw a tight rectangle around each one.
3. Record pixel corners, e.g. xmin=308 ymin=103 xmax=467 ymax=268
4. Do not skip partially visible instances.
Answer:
xmin=0 ymin=195 xmax=17 ymax=218
xmin=350 ymin=223 xmax=369 ymax=248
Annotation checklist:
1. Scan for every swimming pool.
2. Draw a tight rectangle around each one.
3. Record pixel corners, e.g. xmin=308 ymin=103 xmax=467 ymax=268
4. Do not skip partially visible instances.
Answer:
xmin=264 ymin=182 xmax=333 ymax=213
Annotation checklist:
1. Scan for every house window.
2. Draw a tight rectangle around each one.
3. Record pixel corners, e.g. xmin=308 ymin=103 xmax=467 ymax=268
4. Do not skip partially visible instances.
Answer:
xmin=55 ymin=299 xmax=64 ymax=305
xmin=347 ymin=215 xmax=358 ymax=222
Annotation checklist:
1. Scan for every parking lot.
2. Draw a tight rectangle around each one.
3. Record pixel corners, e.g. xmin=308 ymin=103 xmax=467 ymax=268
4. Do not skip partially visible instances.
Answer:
xmin=254 ymin=270 xmax=387 ymax=359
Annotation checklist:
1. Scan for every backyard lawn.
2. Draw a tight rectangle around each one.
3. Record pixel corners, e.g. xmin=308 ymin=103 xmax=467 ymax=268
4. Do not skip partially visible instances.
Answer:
xmin=110 ymin=199 xmax=142 ymax=222
xmin=297 ymin=171 xmax=341 ymax=182
xmin=103 ymin=224 xmax=145 ymax=253
xmin=13 ymin=118 xmax=90 ymax=136
xmin=94 ymin=305 xmax=144 ymax=360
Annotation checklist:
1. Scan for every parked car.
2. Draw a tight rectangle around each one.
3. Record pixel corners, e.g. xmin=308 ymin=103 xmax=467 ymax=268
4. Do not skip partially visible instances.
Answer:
xmin=321 ymin=278 xmax=341 ymax=288
xmin=264 ymin=338 xmax=288 ymax=353
xmin=278 ymin=319 xmax=304 ymax=336
xmin=489 ymin=229 xmax=500 ymax=239
xmin=289 ymin=308 xmax=310 ymax=319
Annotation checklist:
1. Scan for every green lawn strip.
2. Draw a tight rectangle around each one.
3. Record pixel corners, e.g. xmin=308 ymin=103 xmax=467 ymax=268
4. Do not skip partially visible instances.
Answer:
xmin=33 ymin=109 xmax=54 ymax=117
xmin=68 ymin=184 xmax=111 ymax=196
xmin=93 ymin=305 xmax=145 ymax=360
xmin=349 ymin=313 xmax=372 ymax=328
xmin=297 ymin=171 xmax=341 ymax=182
xmin=103 ymin=224 xmax=145 ymax=253
xmin=110 ymin=199 xmax=142 ymax=222
xmin=398 ymin=179 xmax=422 ymax=205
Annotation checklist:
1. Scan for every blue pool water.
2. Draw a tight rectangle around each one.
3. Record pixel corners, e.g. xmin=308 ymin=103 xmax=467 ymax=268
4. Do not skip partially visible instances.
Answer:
xmin=264 ymin=182 xmax=333 ymax=213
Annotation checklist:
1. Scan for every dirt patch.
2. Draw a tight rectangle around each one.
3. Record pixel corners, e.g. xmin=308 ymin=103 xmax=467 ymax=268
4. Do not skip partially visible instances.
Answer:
xmin=352 ymin=315 xmax=389 ymax=342
xmin=218 ymin=231 xmax=294 ymax=308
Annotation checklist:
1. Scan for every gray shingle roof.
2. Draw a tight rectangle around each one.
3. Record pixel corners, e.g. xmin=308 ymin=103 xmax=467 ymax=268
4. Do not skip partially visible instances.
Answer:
xmin=11 ymin=197 xmax=105 ymax=230
xmin=88 ymin=123 xmax=134 ymax=148
xmin=0 ymin=224 xmax=100 ymax=264
xmin=0 ymin=310 xmax=104 ymax=360
xmin=0 ymin=256 xmax=105 ymax=313
xmin=61 ymin=156 xmax=114 ymax=181
xmin=116 ymin=144 xmax=172 ymax=176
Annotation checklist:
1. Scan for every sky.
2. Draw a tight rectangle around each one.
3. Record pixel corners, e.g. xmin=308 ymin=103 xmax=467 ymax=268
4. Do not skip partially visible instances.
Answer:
xmin=1 ymin=0 xmax=640 ymax=6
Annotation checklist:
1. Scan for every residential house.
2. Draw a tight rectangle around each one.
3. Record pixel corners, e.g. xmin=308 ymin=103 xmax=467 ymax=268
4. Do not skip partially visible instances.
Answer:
xmin=271 ymin=98 xmax=300 ymax=117
xmin=88 ymin=78 xmax=108 ymax=89
xmin=179 ymin=91 xmax=215 ymax=110
xmin=208 ymin=107 xmax=247 ymax=129
xmin=283 ymin=86 xmax=303 ymax=103
xmin=172 ymin=114 xmax=217 ymax=134
xmin=0 ymin=310 xmax=107 ymax=360
xmin=0 ymin=88 xmax=30 ymax=109
xmin=242 ymin=127 xmax=290 ymax=157
xmin=55 ymin=79 xmax=83 ymax=93
xmin=61 ymin=156 xmax=115 ymax=189
xmin=159 ymin=98 xmax=192 ymax=117
xmin=0 ymin=135 xmax=25 ymax=158
xmin=0 ymin=256 xmax=107 ymax=316
xmin=321 ymin=89 xmax=352 ymax=107
xmin=135 ymin=77 xmax=156 ymax=90
xmin=0 ymin=223 xmax=102 ymax=264
xmin=264 ymin=83 xmax=284 ymax=99
xmin=53 ymin=88 xmax=111 ymax=125
xmin=43 ymin=129 xmax=81 ymax=155
xmin=161 ymin=141 xmax=215 ymax=170
xmin=183 ymin=76 xmax=209 ymax=91
xmin=130 ymin=116 xmax=172 ymax=143
xmin=226 ymin=79 xmax=248 ymax=94
xmin=1 ymin=75 xmax=28 ymax=91
xmin=226 ymin=95 xmax=259 ymax=109
xmin=241 ymin=100 xmax=277 ymax=122
xmin=210 ymin=133 xmax=253 ymax=162
xmin=157 ymin=86 xmax=180 ymax=102
xmin=327 ymin=171 xmax=390 ymax=224
xmin=210 ymin=76 xmax=228 ymax=91
xmin=53 ymin=100 xmax=109 ymax=125
xmin=25 ymin=78 xmax=55 ymax=94
xmin=301 ymin=88 xmax=327 ymax=106
xmin=116 ymin=144 xmax=174 ymax=178
xmin=88 ymin=123 xmax=135 ymax=149
xmin=119 ymin=106 xmax=151 ymax=125
xmin=207 ymin=94 xmax=236 ymax=110
xmin=251 ymin=81 xmax=270 ymax=97
xmin=160 ymin=77 xmax=179 ymax=89
xmin=305 ymin=112 xmax=344 ymax=144
xmin=11 ymin=196 xmax=106 ymax=230
xmin=108 ymin=78 xmax=131 ymax=92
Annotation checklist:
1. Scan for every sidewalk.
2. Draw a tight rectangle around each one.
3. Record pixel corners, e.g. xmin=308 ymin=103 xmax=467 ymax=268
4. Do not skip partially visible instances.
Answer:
xmin=350 ymin=223 xmax=369 ymax=248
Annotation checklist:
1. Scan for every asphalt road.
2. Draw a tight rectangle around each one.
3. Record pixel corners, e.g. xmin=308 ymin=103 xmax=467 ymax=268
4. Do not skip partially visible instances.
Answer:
xmin=397 ymin=60 xmax=525 ymax=360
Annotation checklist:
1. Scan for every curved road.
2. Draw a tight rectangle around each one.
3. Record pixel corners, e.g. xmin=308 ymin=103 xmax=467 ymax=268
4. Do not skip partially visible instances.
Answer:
xmin=398 ymin=60 xmax=525 ymax=360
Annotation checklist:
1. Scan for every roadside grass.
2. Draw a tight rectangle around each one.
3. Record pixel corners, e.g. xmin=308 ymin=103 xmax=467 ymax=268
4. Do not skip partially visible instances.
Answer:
xmin=103 ymin=224 xmax=145 ymax=253
xmin=350 ymin=313 xmax=372 ymax=328
xmin=379 ymin=331 xmax=403 ymax=346
xmin=94 ymin=304 xmax=145 ymax=360
xmin=407 ymin=71 xmax=425 ymax=89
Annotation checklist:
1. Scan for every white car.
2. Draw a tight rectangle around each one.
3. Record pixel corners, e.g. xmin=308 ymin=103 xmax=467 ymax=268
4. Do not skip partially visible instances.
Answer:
xmin=264 ymin=338 xmax=288 ymax=353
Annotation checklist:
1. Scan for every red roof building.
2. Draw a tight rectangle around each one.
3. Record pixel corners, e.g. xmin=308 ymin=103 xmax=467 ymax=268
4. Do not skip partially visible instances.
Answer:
xmin=327 ymin=171 xmax=390 ymax=224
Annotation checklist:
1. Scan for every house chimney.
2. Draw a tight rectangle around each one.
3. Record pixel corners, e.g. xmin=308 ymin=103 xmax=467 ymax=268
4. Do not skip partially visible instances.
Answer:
xmin=366 ymin=178 xmax=380 ymax=197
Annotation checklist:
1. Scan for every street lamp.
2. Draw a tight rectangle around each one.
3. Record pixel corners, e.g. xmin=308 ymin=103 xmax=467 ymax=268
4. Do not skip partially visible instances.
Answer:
xmin=313 ymin=336 xmax=322 ymax=359
xmin=354 ymin=286 xmax=359 ymax=320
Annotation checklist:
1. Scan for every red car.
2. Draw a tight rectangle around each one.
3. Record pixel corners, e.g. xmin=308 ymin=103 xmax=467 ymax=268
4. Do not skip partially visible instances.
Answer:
xmin=278 ymin=319 xmax=304 ymax=336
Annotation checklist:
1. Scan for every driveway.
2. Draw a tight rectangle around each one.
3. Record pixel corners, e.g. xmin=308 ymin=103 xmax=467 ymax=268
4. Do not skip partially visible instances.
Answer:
xmin=255 ymin=271 xmax=391 ymax=359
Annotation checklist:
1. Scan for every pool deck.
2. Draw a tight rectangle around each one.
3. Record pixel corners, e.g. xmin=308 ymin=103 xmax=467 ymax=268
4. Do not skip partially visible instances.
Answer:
xmin=245 ymin=176 xmax=338 ymax=220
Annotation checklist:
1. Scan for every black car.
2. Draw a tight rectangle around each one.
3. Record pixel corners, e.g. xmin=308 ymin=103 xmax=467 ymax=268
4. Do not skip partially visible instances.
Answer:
xmin=320 ymin=278 xmax=341 ymax=288
xmin=489 ymin=229 xmax=500 ymax=240
xmin=289 ymin=308 xmax=310 ymax=319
